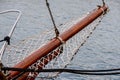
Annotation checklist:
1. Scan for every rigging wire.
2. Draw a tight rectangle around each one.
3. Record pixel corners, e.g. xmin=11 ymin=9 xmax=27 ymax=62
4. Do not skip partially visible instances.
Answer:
xmin=102 ymin=0 xmax=105 ymax=6
xmin=45 ymin=0 xmax=59 ymax=37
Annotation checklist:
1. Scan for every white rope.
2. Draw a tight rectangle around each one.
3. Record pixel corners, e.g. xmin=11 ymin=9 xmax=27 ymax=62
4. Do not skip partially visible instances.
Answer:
xmin=57 ymin=37 xmax=65 ymax=44
xmin=0 ymin=9 xmax=22 ymax=60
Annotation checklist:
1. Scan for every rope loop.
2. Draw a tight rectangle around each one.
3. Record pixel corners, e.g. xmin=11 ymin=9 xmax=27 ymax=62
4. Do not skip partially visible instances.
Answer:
xmin=57 ymin=37 xmax=65 ymax=44
xmin=100 ymin=7 xmax=105 ymax=15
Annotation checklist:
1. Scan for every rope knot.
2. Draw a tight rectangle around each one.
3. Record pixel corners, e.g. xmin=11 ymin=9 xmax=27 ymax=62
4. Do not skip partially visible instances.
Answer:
xmin=0 ymin=36 xmax=10 ymax=45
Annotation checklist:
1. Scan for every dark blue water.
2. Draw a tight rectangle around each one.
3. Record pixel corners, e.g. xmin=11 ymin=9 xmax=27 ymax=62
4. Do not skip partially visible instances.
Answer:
xmin=0 ymin=0 xmax=120 ymax=80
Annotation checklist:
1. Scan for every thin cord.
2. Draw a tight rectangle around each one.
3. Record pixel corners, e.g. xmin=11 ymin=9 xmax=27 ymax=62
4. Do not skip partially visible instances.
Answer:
xmin=45 ymin=0 xmax=59 ymax=37
xmin=102 ymin=0 xmax=105 ymax=6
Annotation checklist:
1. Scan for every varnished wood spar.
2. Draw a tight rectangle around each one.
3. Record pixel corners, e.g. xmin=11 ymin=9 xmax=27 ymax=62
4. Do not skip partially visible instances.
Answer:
xmin=17 ymin=48 xmax=61 ymax=80
xmin=7 ymin=5 xmax=108 ymax=79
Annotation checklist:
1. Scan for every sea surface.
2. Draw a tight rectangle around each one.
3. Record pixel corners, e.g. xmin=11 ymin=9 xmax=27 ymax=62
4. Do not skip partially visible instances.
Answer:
xmin=0 ymin=0 xmax=120 ymax=80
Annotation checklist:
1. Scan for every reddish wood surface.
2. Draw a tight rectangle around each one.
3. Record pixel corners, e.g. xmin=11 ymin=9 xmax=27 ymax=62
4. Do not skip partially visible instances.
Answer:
xmin=18 ymin=48 xmax=61 ymax=80
xmin=7 ymin=5 xmax=108 ymax=79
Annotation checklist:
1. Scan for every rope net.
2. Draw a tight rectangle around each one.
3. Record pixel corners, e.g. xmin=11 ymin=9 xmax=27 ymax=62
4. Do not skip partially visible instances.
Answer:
xmin=1 ymin=10 xmax=104 ymax=79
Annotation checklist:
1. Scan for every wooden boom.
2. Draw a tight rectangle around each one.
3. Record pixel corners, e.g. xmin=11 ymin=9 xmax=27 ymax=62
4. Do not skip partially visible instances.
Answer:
xmin=7 ymin=5 xmax=108 ymax=79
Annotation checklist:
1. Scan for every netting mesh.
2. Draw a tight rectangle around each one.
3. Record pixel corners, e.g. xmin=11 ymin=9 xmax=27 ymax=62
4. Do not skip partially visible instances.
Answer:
xmin=33 ymin=15 xmax=103 ymax=79
xmin=1 ymin=11 xmax=103 ymax=79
